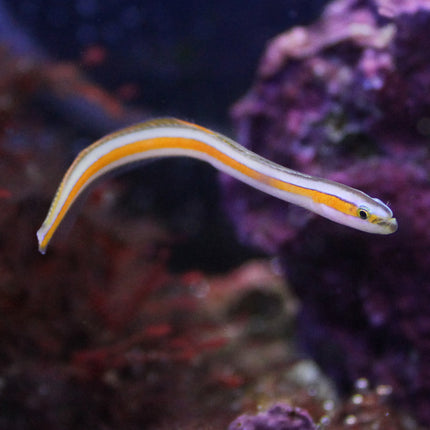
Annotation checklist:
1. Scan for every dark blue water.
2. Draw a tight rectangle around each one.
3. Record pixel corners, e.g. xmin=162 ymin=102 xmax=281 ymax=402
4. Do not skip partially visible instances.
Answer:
xmin=4 ymin=0 xmax=329 ymax=124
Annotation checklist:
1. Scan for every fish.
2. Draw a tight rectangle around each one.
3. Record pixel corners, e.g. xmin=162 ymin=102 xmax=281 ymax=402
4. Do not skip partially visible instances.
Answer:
xmin=37 ymin=118 xmax=397 ymax=254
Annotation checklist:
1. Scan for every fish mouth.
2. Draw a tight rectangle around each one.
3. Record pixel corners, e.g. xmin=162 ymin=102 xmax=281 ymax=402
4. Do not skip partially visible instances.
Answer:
xmin=377 ymin=217 xmax=398 ymax=234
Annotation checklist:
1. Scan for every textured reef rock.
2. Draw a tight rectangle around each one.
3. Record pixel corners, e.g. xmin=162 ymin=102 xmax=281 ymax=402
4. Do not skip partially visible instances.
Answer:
xmin=228 ymin=381 xmax=408 ymax=429
xmin=228 ymin=404 xmax=317 ymax=430
xmin=223 ymin=0 xmax=430 ymax=425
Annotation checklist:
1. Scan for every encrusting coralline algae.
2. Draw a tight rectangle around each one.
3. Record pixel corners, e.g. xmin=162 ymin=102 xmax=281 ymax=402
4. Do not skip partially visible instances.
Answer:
xmin=222 ymin=0 xmax=430 ymax=425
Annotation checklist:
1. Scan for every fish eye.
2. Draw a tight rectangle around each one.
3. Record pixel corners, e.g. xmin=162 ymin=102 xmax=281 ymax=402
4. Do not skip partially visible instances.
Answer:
xmin=357 ymin=206 xmax=370 ymax=220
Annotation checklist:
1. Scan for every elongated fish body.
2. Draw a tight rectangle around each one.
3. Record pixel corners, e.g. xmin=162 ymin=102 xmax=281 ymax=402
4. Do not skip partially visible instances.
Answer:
xmin=37 ymin=118 xmax=397 ymax=253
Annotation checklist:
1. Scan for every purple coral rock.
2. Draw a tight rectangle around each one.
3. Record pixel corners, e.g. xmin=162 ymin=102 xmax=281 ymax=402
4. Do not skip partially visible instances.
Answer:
xmin=228 ymin=404 xmax=317 ymax=430
xmin=224 ymin=0 xmax=430 ymax=426
xmin=375 ymin=0 xmax=430 ymax=18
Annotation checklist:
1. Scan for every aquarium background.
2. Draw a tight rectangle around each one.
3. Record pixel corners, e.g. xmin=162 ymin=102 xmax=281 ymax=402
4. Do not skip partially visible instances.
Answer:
xmin=0 ymin=0 xmax=428 ymax=429
xmin=3 ymin=0 xmax=327 ymax=125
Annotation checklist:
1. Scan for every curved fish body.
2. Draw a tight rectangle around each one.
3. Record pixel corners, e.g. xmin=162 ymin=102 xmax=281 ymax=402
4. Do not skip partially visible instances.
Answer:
xmin=37 ymin=118 xmax=397 ymax=253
